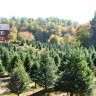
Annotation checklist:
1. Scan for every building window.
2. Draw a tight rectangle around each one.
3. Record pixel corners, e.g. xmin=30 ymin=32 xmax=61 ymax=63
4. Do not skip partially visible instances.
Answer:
xmin=1 ymin=37 xmax=5 ymax=40
xmin=0 ymin=31 xmax=5 ymax=35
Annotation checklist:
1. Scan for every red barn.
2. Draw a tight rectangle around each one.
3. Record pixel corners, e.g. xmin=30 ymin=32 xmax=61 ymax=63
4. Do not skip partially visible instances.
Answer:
xmin=0 ymin=24 xmax=10 ymax=42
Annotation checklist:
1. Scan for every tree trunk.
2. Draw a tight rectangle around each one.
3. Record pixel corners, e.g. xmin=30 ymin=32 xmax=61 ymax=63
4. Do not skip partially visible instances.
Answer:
xmin=45 ymin=67 xmax=47 ymax=92
xmin=35 ymin=82 xmax=37 ymax=88
xmin=70 ymin=93 xmax=73 ymax=96
xmin=45 ymin=76 xmax=47 ymax=92
xmin=45 ymin=84 xmax=47 ymax=92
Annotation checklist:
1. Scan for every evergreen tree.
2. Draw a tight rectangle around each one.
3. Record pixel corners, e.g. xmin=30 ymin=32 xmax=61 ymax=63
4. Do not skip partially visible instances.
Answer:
xmin=24 ymin=54 xmax=32 ymax=73
xmin=55 ymin=49 xmax=94 ymax=96
xmin=37 ymin=52 xmax=56 ymax=92
xmin=84 ymin=48 xmax=96 ymax=75
xmin=1 ymin=50 xmax=10 ymax=71
xmin=29 ymin=62 xmax=40 ymax=88
xmin=29 ymin=52 xmax=41 ymax=88
xmin=8 ymin=53 xmax=22 ymax=73
xmin=0 ymin=59 xmax=5 ymax=75
xmin=8 ymin=65 xmax=31 ymax=96
xmin=54 ymin=54 xmax=60 ymax=66
xmin=19 ymin=51 xmax=26 ymax=63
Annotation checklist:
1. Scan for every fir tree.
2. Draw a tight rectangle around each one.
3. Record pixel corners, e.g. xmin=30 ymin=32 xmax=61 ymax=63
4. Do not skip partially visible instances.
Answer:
xmin=8 ymin=65 xmax=31 ymax=96
xmin=37 ymin=52 xmax=56 ymax=92
xmin=29 ymin=62 xmax=40 ymax=88
xmin=0 ymin=59 xmax=5 ymax=75
xmin=24 ymin=54 xmax=32 ymax=73
xmin=8 ymin=53 xmax=22 ymax=73
xmin=55 ymin=49 xmax=94 ymax=96
xmin=1 ymin=50 xmax=10 ymax=71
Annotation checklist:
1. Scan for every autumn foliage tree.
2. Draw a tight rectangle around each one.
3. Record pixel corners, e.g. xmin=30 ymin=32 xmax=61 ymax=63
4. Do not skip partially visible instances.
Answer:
xmin=48 ymin=35 xmax=60 ymax=45
xmin=8 ymin=32 xmax=17 ymax=41
xmin=76 ymin=24 xmax=91 ymax=47
xmin=18 ymin=31 xmax=34 ymax=41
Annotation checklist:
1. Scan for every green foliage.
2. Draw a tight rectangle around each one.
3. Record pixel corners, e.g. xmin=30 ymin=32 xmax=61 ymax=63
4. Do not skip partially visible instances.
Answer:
xmin=8 ymin=53 xmax=22 ymax=73
xmin=8 ymin=65 xmax=31 ymax=95
xmin=1 ymin=49 xmax=11 ymax=71
xmin=19 ymin=51 xmax=26 ymax=63
xmin=83 ymin=47 xmax=96 ymax=76
xmin=29 ymin=62 xmax=40 ymax=88
xmin=37 ymin=52 xmax=56 ymax=91
xmin=55 ymin=48 xmax=94 ymax=95
xmin=24 ymin=54 xmax=32 ymax=73
xmin=8 ymin=32 xmax=17 ymax=41
xmin=0 ymin=17 xmax=78 ymax=43
xmin=1 ymin=35 xmax=96 ymax=95
xmin=76 ymin=25 xmax=91 ymax=48
xmin=54 ymin=54 xmax=61 ymax=66
xmin=0 ymin=59 xmax=5 ymax=75
xmin=0 ymin=42 xmax=11 ymax=47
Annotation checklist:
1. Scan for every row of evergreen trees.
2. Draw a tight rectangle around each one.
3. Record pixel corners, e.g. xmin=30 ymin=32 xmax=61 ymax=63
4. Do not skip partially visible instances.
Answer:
xmin=0 ymin=42 xmax=96 ymax=96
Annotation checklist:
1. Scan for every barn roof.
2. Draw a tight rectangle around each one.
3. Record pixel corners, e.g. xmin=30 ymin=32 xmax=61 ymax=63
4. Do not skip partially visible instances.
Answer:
xmin=0 ymin=24 xmax=10 ymax=30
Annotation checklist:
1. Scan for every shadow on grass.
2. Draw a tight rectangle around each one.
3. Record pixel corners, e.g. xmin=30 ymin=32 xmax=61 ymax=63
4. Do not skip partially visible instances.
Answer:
xmin=0 ymin=91 xmax=11 ymax=96
xmin=30 ymin=87 xmax=55 ymax=96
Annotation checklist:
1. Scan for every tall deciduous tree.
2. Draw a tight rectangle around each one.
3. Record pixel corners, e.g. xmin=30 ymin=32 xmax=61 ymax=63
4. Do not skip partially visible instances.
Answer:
xmin=8 ymin=32 xmax=17 ymax=41
xmin=48 ymin=35 xmax=60 ymax=45
xmin=76 ymin=24 xmax=91 ymax=47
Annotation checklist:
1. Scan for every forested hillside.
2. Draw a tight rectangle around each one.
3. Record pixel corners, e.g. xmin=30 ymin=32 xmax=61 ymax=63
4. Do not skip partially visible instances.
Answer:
xmin=0 ymin=15 xmax=96 ymax=48
xmin=0 ymin=17 xmax=79 ymax=44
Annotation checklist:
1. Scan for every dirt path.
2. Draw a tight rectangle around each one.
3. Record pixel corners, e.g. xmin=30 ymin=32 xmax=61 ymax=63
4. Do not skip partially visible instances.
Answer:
xmin=0 ymin=76 xmax=10 ymax=96
xmin=0 ymin=76 xmax=68 ymax=96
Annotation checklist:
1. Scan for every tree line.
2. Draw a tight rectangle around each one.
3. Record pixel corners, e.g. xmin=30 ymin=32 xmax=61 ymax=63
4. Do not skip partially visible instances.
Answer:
xmin=0 ymin=17 xmax=78 ymax=44
xmin=1 ymin=13 xmax=96 ymax=49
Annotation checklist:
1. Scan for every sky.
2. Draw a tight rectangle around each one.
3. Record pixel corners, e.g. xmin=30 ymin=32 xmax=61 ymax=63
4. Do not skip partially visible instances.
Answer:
xmin=0 ymin=0 xmax=96 ymax=24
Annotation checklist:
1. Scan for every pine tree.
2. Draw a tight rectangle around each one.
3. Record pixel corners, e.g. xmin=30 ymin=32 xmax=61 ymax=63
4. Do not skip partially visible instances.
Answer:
xmin=84 ymin=48 xmax=96 ymax=75
xmin=1 ymin=50 xmax=10 ymax=71
xmin=29 ymin=62 xmax=40 ymax=88
xmin=37 ymin=52 xmax=56 ymax=92
xmin=8 ymin=53 xmax=22 ymax=73
xmin=0 ymin=59 xmax=5 ymax=76
xmin=54 ymin=54 xmax=60 ymax=66
xmin=24 ymin=54 xmax=32 ymax=73
xmin=55 ymin=48 xmax=94 ymax=96
xmin=19 ymin=51 xmax=26 ymax=63
xmin=8 ymin=65 xmax=31 ymax=96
